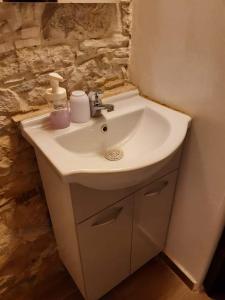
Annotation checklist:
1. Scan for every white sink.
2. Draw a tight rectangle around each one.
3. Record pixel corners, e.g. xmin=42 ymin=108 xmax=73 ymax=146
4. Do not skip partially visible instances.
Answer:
xmin=21 ymin=90 xmax=191 ymax=190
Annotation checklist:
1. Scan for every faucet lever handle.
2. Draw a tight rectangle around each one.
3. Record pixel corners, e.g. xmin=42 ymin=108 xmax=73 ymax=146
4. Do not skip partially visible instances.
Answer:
xmin=93 ymin=90 xmax=103 ymax=106
xmin=95 ymin=89 xmax=103 ymax=95
xmin=95 ymin=89 xmax=103 ymax=99
xmin=88 ymin=91 xmax=96 ymax=102
xmin=88 ymin=90 xmax=103 ymax=102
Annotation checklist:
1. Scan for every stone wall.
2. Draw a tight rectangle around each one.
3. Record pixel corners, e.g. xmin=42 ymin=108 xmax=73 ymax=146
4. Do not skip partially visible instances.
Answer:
xmin=0 ymin=2 xmax=132 ymax=297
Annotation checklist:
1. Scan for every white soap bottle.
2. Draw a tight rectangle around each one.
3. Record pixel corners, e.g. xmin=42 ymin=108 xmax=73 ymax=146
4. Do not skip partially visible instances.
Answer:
xmin=45 ymin=72 xmax=70 ymax=129
xmin=70 ymin=90 xmax=90 ymax=123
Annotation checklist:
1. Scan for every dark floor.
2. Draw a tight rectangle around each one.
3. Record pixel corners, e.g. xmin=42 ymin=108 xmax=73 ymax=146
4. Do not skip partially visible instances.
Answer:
xmin=3 ymin=257 xmax=211 ymax=300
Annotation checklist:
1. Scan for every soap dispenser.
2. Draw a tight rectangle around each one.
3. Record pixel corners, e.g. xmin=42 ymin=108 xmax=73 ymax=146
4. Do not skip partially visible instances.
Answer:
xmin=45 ymin=72 xmax=70 ymax=129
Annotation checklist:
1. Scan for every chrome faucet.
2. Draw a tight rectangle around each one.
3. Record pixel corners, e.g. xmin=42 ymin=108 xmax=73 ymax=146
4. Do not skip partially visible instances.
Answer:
xmin=88 ymin=91 xmax=114 ymax=118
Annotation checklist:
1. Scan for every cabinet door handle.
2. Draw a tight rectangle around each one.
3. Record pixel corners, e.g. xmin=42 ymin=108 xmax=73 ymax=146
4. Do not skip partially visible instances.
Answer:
xmin=144 ymin=181 xmax=168 ymax=197
xmin=92 ymin=207 xmax=123 ymax=227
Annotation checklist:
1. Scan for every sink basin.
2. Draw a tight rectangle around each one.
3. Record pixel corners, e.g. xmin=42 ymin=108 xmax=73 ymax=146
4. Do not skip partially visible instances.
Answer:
xmin=21 ymin=90 xmax=191 ymax=190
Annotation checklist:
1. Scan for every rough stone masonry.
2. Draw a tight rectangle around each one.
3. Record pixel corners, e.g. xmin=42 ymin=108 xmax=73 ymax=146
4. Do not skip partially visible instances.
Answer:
xmin=0 ymin=2 xmax=132 ymax=297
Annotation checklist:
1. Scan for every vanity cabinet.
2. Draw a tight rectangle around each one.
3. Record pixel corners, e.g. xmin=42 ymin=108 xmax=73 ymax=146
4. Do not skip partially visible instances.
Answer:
xmin=36 ymin=150 xmax=179 ymax=300
xmin=131 ymin=172 xmax=177 ymax=273
xmin=20 ymin=86 xmax=191 ymax=300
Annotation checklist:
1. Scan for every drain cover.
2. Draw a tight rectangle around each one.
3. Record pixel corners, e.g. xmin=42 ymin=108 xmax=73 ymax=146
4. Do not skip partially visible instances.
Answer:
xmin=104 ymin=149 xmax=124 ymax=161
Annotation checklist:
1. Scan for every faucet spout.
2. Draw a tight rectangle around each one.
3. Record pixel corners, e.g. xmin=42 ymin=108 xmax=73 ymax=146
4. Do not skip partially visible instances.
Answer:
xmin=103 ymin=104 xmax=114 ymax=112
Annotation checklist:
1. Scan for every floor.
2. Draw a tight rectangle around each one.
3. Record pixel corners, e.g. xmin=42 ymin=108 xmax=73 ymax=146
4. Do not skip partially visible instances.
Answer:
xmin=3 ymin=257 xmax=212 ymax=300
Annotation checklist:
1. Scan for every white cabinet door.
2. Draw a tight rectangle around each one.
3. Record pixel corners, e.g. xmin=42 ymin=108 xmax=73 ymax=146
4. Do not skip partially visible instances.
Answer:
xmin=131 ymin=171 xmax=178 ymax=273
xmin=78 ymin=196 xmax=134 ymax=300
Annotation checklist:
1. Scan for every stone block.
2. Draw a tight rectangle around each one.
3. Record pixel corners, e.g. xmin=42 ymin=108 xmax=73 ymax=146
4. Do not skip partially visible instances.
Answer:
xmin=0 ymin=157 xmax=12 ymax=177
xmin=15 ymin=38 xmax=41 ymax=49
xmin=0 ymin=42 xmax=14 ymax=54
xmin=67 ymin=67 xmax=84 ymax=93
xmin=104 ymin=79 xmax=124 ymax=90
xmin=0 ymin=23 xmax=11 ymax=35
xmin=28 ymin=87 xmax=48 ymax=106
xmin=0 ymin=89 xmax=29 ymax=114
xmin=17 ymin=45 xmax=75 ymax=74
xmin=0 ymin=53 xmax=19 ymax=82
xmin=80 ymin=59 xmax=99 ymax=75
xmin=11 ymin=148 xmax=38 ymax=177
xmin=10 ymin=80 xmax=36 ymax=94
xmin=4 ymin=77 xmax=25 ymax=85
xmin=43 ymin=4 xmax=117 ymax=42
xmin=114 ymin=47 xmax=129 ymax=58
xmin=0 ymin=171 xmax=41 ymax=201
xmin=112 ymin=57 xmax=129 ymax=65
xmin=76 ymin=50 xmax=98 ymax=65
xmin=0 ymin=117 xmax=11 ymax=134
xmin=97 ymin=48 xmax=114 ymax=56
xmin=0 ymin=133 xmax=30 ymax=160
xmin=33 ymin=4 xmax=46 ymax=26
xmin=121 ymin=65 xmax=129 ymax=79
xmin=120 ymin=2 xmax=132 ymax=36
xmin=21 ymin=27 xmax=40 ymax=40
xmin=6 ymin=5 xmax=22 ymax=31
xmin=0 ymin=89 xmax=21 ymax=114
xmin=20 ymin=4 xmax=35 ymax=28
xmin=80 ymin=34 xmax=129 ymax=51
xmin=0 ymin=219 xmax=18 ymax=268
xmin=5 ymin=195 xmax=50 ymax=242
xmin=0 ymin=230 xmax=60 ymax=297
xmin=95 ymin=77 xmax=106 ymax=87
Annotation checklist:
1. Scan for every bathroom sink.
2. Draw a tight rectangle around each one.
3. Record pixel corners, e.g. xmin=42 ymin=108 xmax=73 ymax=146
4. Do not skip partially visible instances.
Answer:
xmin=21 ymin=90 xmax=191 ymax=190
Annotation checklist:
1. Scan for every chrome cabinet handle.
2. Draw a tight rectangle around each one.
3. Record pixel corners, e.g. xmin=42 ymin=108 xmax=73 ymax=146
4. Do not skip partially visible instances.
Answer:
xmin=144 ymin=181 xmax=169 ymax=197
xmin=92 ymin=207 xmax=123 ymax=227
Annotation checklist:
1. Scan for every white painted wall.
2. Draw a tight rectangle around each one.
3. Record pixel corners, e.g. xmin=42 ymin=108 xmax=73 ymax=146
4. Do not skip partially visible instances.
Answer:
xmin=130 ymin=0 xmax=225 ymax=285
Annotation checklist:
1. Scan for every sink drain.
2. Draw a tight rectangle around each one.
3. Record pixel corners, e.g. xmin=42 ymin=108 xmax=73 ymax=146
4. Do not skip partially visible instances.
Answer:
xmin=104 ymin=149 xmax=124 ymax=161
xmin=101 ymin=124 xmax=108 ymax=133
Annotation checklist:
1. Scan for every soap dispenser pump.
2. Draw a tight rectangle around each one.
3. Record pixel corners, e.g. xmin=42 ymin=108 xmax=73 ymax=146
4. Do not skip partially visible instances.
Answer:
xmin=45 ymin=72 xmax=70 ymax=129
